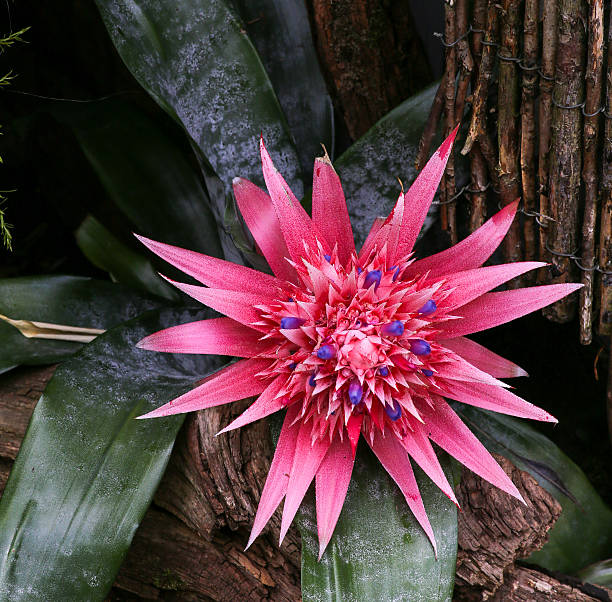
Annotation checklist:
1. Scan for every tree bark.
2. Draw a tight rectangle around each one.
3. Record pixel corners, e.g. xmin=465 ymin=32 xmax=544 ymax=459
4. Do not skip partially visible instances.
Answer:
xmin=543 ymin=0 xmax=586 ymax=322
xmin=305 ymin=0 xmax=432 ymax=141
xmin=497 ymin=0 xmax=523 ymax=273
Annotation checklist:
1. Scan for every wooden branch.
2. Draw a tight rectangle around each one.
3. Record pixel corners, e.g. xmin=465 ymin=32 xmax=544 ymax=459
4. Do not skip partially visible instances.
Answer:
xmin=579 ymin=0 xmax=605 ymax=344
xmin=497 ymin=0 xmax=523 ymax=273
xmin=454 ymin=454 xmax=562 ymax=598
xmin=454 ymin=0 xmax=475 ymax=124
xmin=469 ymin=144 xmax=488 ymax=231
xmin=471 ymin=0 xmax=487 ymax=60
xmin=416 ymin=73 xmax=448 ymax=171
xmin=520 ymin=0 xmax=539 ymax=279
xmin=306 ymin=0 xmax=433 ymax=140
xmin=599 ymin=7 xmax=612 ymax=336
xmin=462 ymin=0 xmax=498 ymax=156
xmin=537 ymin=0 xmax=558 ymax=280
xmin=491 ymin=566 xmax=612 ymax=602
xmin=442 ymin=1 xmax=458 ymax=245
xmin=543 ymin=0 xmax=586 ymax=322
xmin=467 ymin=0 xmax=489 ymax=234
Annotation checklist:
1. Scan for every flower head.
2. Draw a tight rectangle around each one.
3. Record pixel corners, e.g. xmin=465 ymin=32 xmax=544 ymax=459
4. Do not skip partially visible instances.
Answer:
xmin=136 ymin=128 xmax=580 ymax=558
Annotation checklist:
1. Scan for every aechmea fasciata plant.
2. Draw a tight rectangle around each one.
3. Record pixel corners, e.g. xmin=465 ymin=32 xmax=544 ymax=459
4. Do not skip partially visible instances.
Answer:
xmin=134 ymin=127 xmax=581 ymax=559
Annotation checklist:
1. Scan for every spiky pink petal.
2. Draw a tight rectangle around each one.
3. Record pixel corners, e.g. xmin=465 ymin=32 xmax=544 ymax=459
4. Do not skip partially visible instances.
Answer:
xmin=403 ymin=201 xmax=519 ymax=280
xmin=217 ymin=375 xmax=287 ymax=434
xmin=440 ymin=283 xmax=583 ymax=338
xmin=440 ymin=380 xmax=557 ymax=422
xmin=136 ymin=317 xmax=269 ymax=357
xmin=312 ymin=155 xmax=355 ymax=264
xmin=369 ymin=434 xmax=437 ymax=556
xmin=260 ymin=139 xmax=329 ymax=266
xmin=247 ymin=404 xmax=301 ymax=548
xmin=315 ymin=436 xmax=355 ymax=559
xmin=360 ymin=216 xmax=386 ymax=260
xmin=135 ymin=234 xmax=286 ymax=296
xmin=161 ymin=277 xmax=269 ymax=332
xmin=440 ymin=262 xmax=546 ymax=309
xmin=438 ymin=337 xmax=528 ymax=378
xmin=279 ymin=420 xmax=331 ymax=544
xmin=418 ymin=399 xmax=523 ymax=502
xmin=395 ymin=125 xmax=459 ymax=259
xmin=401 ymin=424 xmax=458 ymax=506
xmin=233 ymin=177 xmax=298 ymax=283
xmin=138 ymin=358 xmax=271 ymax=419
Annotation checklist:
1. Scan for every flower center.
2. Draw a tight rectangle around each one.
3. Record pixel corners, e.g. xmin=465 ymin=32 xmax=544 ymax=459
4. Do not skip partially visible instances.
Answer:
xmin=258 ymin=250 xmax=443 ymax=442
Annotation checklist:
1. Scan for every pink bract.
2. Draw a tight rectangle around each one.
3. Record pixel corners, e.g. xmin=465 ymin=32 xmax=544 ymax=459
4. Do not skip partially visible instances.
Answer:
xmin=135 ymin=128 xmax=581 ymax=558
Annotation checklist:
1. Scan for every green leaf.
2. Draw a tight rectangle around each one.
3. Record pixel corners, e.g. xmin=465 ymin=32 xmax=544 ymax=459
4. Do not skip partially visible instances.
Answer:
xmin=95 ymin=0 xmax=303 ymax=203
xmin=232 ymin=0 xmax=335 ymax=168
xmin=0 ymin=307 xmax=221 ymax=600
xmin=299 ymin=444 xmax=458 ymax=602
xmin=577 ymin=559 xmax=612 ymax=588
xmin=54 ymin=98 xmax=222 ymax=258
xmin=75 ymin=215 xmax=179 ymax=301
xmin=456 ymin=406 xmax=612 ymax=574
xmin=336 ymin=83 xmax=439 ymax=247
xmin=0 ymin=275 xmax=163 ymax=372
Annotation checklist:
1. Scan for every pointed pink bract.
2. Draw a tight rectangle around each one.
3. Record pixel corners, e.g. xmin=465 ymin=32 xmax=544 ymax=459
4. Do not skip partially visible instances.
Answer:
xmin=315 ymin=436 xmax=355 ymax=559
xmin=369 ymin=433 xmax=437 ymax=556
xmin=233 ymin=177 xmax=298 ymax=283
xmin=247 ymin=404 xmax=301 ymax=548
xmin=438 ymin=337 xmax=528 ymax=378
xmin=312 ymin=155 xmax=355 ymax=265
xmin=137 ymin=317 xmax=268 ymax=357
xmin=279 ymin=420 xmax=331 ymax=544
xmin=136 ymin=234 xmax=286 ymax=296
xmin=138 ymin=358 xmax=270 ymax=419
xmin=441 ymin=283 xmax=583 ymax=338
xmin=217 ymin=375 xmax=287 ymax=434
xmin=418 ymin=399 xmax=523 ymax=502
xmin=403 ymin=201 xmax=519 ymax=280
xmin=395 ymin=125 xmax=459 ymax=258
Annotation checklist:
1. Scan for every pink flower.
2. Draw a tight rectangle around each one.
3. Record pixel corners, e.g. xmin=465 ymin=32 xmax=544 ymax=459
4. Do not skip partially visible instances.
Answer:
xmin=135 ymin=128 xmax=580 ymax=558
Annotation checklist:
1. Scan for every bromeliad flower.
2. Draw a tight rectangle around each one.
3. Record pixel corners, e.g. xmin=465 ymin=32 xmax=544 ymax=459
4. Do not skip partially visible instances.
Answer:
xmin=135 ymin=128 xmax=580 ymax=558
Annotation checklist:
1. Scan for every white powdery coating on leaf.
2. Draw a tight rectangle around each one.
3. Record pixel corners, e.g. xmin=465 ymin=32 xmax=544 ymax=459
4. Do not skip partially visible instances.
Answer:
xmin=96 ymin=0 xmax=303 ymax=198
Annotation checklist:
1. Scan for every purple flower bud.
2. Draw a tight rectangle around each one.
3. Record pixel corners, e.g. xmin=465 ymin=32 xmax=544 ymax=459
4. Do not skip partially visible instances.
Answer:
xmin=348 ymin=380 xmax=363 ymax=405
xmin=381 ymin=320 xmax=404 ymax=336
xmin=417 ymin=299 xmax=437 ymax=316
xmin=363 ymin=269 xmax=382 ymax=290
xmin=385 ymin=399 xmax=402 ymax=421
xmin=280 ymin=316 xmax=306 ymax=329
xmin=378 ymin=366 xmax=389 ymax=377
xmin=308 ymin=372 xmax=317 ymax=387
xmin=317 ymin=344 xmax=337 ymax=360
xmin=289 ymin=362 xmax=297 ymax=370
xmin=422 ymin=369 xmax=434 ymax=377
xmin=324 ymin=254 xmax=331 ymax=262
xmin=410 ymin=339 xmax=431 ymax=356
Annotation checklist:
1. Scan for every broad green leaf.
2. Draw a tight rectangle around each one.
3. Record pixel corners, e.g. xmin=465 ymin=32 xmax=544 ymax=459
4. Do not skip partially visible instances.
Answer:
xmin=0 ymin=275 xmax=163 ymax=372
xmin=457 ymin=406 xmax=612 ymax=574
xmin=95 ymin=0 xmax=303 ymax=207
xmin=54 ymin=99 xmax=222 ymax=259
xmin=299 ymin=444 xmax=459 ymax=602
xmin=577 ymin=559 xmax=612 ymax=588
xmin=232 ymin=0 xmax=335 ymax=168
xmin=75 ymin=215 xmax=178 ymax=301
xmin=336 ymin=83 xmax=439 ymax=247
xmin=0 ymin=307 xmax=221 ymax=600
